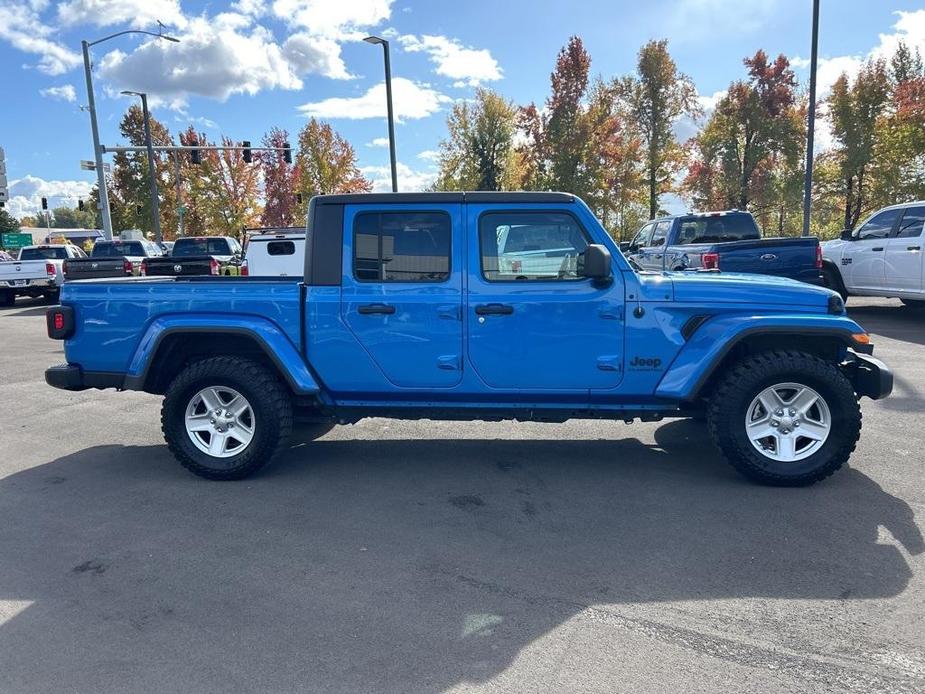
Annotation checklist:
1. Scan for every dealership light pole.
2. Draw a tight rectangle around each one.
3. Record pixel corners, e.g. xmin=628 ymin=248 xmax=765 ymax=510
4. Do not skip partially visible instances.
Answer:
xmin=82 ymin=27 xmax=179 ymax=239
xmin=801 ymin=0 xmax=821 ymax=237
xmin=364 ymin=35 xmax=398 ymax=192
xmin=121 ymin=91 xmax=163 ymax=244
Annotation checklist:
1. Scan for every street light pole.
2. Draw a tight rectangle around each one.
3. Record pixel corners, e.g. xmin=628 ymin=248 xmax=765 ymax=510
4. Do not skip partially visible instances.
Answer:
xmin=82 ymin=40 xmax=112 ymax=240
xmin=801 ymin=0 xmax=821 ymax=237
xmin=82 ymin=27 xmax=179 ymax=241
xmin=364 ymin=36 xmax=398 ymax=192
xmin=122 ymin=91 xmax=163 ymax=243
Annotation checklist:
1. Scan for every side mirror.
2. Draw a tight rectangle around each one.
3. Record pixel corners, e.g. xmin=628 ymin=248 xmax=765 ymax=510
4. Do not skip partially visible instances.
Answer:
xmin=580 ymin=244 xmax=613 ymax=281
xmin=840 ymin=228 xmax=854 ymax=241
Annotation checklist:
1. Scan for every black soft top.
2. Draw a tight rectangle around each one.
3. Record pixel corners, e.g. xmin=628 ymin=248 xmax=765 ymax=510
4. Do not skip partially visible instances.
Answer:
xmin=313 ymin=192 xmax=575 ymax=205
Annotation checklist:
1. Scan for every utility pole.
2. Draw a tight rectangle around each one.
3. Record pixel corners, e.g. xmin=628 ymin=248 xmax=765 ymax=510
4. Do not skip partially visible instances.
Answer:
xmin=82 ymin=41 xmax=112 ymax=240
xmin=122 ymin=91 xmax=163 ymax=243
xmin=364 ymin=36 xmax=399 ymax=192
xmin=174 ymin=152 xmax=184 ymax=237
xmin=801 ymin=0 xmax=821 ymax=237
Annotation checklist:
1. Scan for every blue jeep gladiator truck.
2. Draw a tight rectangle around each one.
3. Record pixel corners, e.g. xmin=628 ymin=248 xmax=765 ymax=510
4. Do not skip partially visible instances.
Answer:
xmin=45 ymin=192 xmax=891 ymax=485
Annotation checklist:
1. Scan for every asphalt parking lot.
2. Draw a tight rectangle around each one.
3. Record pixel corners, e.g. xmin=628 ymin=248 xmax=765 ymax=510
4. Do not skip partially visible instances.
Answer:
xmin=0 ymin=296 xmax=922 ymax=693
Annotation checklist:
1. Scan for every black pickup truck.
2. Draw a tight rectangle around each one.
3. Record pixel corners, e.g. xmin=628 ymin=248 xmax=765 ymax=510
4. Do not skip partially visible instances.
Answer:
xmin=63 ymin=239 xmax=165 ymax=280
xmin=141 ymin=236 xmax=243 ymax=276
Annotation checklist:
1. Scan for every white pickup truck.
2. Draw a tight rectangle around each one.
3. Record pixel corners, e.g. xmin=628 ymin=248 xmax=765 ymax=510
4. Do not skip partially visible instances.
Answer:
xmin=0 ymin=244 xmax=86 ymax=306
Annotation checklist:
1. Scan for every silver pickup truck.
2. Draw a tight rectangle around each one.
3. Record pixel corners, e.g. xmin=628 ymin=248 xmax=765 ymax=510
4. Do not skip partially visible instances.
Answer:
xmin=0 ymin=244 xmax=86 ymax=306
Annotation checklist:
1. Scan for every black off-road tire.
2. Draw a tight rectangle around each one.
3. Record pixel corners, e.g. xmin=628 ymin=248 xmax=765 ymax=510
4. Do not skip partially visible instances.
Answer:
xmin=822 ymin=266 xmax=848 ymax=302
xmin=707 ymin=350 xmax=861 ymax=486
xmin=161 ymin=356 xmax=292 ymax=480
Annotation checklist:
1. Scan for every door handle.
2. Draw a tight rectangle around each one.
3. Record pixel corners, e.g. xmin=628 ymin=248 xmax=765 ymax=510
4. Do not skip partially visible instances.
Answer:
xmin=908 ymin=246 xmax=921 ymax=251
xmin=871 ymin=247 xmax=884 ymax=252
xmin=475 ymin=303 xmax=514 ymax=316
xmin=357 ymin=303 xmax=396 ymax=315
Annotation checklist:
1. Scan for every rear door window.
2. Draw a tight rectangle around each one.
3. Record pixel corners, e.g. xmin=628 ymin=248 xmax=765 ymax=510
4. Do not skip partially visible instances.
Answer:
xmin=353 ymin=212 xmax=451 ymax=282
xmin=895 ymin=207 xmax=925 ymax=238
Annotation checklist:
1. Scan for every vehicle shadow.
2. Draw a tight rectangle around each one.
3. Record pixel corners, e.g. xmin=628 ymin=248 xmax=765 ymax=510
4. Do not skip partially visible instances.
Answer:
xmin=0 ymin=421 xmax=921 ymax=693
xmin=848 ymin=302 xmax=925 ymax=347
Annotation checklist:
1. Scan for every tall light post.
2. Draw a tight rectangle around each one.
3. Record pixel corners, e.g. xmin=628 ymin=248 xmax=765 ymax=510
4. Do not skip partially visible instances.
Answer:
xmin=801 ymin=0 xmax=821 ymax=236
xmin=82 ymin=27 xmax=179 ymax=239
xmin=364 ymin=35 xmax=398 ymax=192
xmin=121 ymin=91 xmax=163 ymax=243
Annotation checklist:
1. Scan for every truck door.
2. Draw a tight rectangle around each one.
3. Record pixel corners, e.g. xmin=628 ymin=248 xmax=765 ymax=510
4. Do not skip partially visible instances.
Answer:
xmin=341 ymin=204 xmax=463 ymax=388
xmin=884 ymin=206 xmax=925 ymax=294
xmin=842 ymin=208 xmax=900 ymax=291
xmin=466 ymin=206 xmax=624 ymax=390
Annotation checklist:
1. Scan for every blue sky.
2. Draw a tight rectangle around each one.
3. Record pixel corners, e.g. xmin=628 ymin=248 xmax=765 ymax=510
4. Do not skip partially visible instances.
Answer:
xmin=2 ymin=0 xmax=924 ymax=219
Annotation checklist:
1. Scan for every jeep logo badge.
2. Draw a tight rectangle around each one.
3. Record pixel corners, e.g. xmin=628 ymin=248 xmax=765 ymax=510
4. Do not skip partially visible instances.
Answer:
xmin=630 ymin=356 xmax=662 ymax=370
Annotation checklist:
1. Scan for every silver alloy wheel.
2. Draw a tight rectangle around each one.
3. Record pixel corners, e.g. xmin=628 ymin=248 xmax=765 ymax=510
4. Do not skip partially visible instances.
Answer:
xmin=745 ymin=382 xmax=831 ymax=462
xmin=184 ymin=386 xmax=255 ymax=458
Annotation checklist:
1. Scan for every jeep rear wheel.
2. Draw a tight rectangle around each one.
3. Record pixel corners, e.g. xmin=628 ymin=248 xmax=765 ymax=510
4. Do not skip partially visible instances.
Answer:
xmin=707 ymin=350 xmax=861 ymax=486
xmin=161 ymin=356 xmax=292 ymax=480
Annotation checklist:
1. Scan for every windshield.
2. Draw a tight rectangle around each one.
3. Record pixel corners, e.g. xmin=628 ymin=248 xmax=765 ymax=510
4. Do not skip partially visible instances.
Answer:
xmin=19 ymin=247 xmax=68 ymax=260
xmin=172 ymin=238 xmax=233 ymax=256
xmin=675 ymin=214 xmax=760 ymax=244
xmin=92 ymin=241 xmax=145 ymax=257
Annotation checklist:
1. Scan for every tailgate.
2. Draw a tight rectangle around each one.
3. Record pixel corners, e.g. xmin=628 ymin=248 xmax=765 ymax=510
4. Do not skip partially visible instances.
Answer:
xmin=0 ymin=261 xmax=48 ymax=283
xmin=145 ymin=257 xmax=214 ymax=276
xmin=715 ymin=238 xmax=818 ymax=277
xmin=65 ymin=259 xmax=127 ymax=279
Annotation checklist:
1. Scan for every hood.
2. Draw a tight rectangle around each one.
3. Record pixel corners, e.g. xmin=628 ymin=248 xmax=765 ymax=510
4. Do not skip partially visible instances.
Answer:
xmin=662 ymin=272 xmax=838 ymax=310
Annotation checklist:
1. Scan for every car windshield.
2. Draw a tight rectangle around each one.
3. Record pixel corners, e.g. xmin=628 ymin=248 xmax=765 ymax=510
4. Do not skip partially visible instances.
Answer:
xmin=92 ymin=242 xmax=145 ymax=257
xmin=675 ymin=214 xmax=760 ymax=244
xmin=172 ymin=238 xmax=232 ymax=256
xmin=19 ymin=247 xmax=68 ymax=260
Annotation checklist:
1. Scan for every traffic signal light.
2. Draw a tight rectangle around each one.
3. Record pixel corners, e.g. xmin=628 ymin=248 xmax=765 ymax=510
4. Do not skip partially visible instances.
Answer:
xmin=296 ymin=193 xmax=303 ymax=204
xmin=41 ymin=197 xmax=48 ymax=210
xmin=78 ymin=199 xmax=85 ymax=211
xmin=189 ymin=139 xmax=201 ymax=165
xmin=283 ymin=142 xmax=292 ymax=164
xmin=242 ymin=141 xmax=252 ymax=164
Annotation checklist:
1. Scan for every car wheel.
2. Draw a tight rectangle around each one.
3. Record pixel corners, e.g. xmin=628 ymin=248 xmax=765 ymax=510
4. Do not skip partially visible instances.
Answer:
xmin=161 ymin=356 xmax=292 ymax=480
xmin=900 ymin=298 xmax=925 ymax=309
xmin=822 ymin=266 xmax=848 ymax=302
xmin=707 ymin=350 xmax=860 ymax=486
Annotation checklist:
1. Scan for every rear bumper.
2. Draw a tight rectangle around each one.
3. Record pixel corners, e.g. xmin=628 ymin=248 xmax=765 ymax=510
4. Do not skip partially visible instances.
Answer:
xmin=844 ymin=352 xmax=893 ymax=400
xmin=2 ymin=278 xmax=56 ymax=290
xmin=45 ymin=364 xmax=124 ymax=392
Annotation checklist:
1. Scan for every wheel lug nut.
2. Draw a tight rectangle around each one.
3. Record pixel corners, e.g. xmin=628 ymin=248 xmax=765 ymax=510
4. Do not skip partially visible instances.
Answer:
xmin=771 ymin=420 xmax=779 ymax=427
xmin=794 ymin=421 xmax=800 ymax=427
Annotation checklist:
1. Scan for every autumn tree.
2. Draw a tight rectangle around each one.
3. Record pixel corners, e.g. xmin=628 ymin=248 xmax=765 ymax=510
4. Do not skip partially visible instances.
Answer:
xmin=827 ymin=59 xmax=891 ymax=229
xmin=259 ymin=127 xmax=299 ymax=228
xmin=295 ymin=118 xmax=371 ymax=218
xmin=0 ymin=208 xmax=20 ymax=234
xmin=620 ymin=40 xmax=700 ymax=219
xmin=434 ymin=89 xmax=521 ymax=191
xmin=684 ymin=51 xmax=802 ymax=222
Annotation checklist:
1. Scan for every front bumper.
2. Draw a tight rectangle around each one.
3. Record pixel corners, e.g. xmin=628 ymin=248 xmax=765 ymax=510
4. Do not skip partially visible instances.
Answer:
xmin=45 ymin=364 xmax=124 ymax=392
xmin=844 ymin=352 xmax=893 ymax=400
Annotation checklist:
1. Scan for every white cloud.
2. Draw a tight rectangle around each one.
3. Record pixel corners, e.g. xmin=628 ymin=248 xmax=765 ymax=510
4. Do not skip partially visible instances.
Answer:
xmin=360 ymin=162 xmax=434 ymax=192
xmin=0 ymin=2 xmax=81 ymax=75
xmin=697 ymin=90 xmax=727 ymax=112
xmin=272 ymin=0 xmax=393 ymax=38
xmin=416 ymin=149 xmax=439 ymax=162
xmin=55 ymin=0 xmax=187 ymax=29
xmin=7 ymin=176 xmax=94 ymax=220
xmin=39 ymin=84 xmax=76 ymax=102
xmin=97 ymin=15 xmax=348 ymax=109
xmin=367 ymin=137 xmax=390 ymax=147
xmin=665 ymin=0 xmax=780 ymax=39
xmin=297 ymin=77 xmax=452 ymax=121
xmin=398 ymin=34 xmax=502 ymax=87
xmin=232 ymin=0 xmax=268 ymax=17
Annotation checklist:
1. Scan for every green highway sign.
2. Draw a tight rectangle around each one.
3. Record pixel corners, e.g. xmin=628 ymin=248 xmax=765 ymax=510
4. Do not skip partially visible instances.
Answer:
xmin=0 ymin=232 xmax=33 ymax=250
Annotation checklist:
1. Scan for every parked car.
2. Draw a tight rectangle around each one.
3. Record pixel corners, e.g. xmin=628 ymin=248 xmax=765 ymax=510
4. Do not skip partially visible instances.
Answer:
xmin=623 ymin=211 xmax=823 ymax=285
xmin=0 ymin=244 xmax=85 ymax=305
xmin=821 ymin=201 xmax=925 ymax=307
xmin=141 ymin=236 xmax=243 ymax=276
xmin=242 ymin=230 xmax=305 ymax=277
xmin=45 ymin=192 xmax=890 ymax=486
xmin=63 ymin=239 xmax=166 ymax=280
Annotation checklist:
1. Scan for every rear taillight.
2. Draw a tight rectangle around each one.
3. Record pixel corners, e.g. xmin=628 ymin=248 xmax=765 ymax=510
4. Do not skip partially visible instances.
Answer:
xmin=140 ymin=260 xmax=148 ymax=276
xmin=62 ymin=260 xmax=68 ymax=276
xmin=702 ymin=252 xmax=720 ymax=270
xmin=210 ymin=258 xmax=220 ymax=275
xmin=123 ymin=259 xmax=133 ymax=275
xmin=240 ymin=260 xmax=249 ymax=276
xmin=46 ymin=262 xmax=56 ymax=278
xmin=815 ymin=245 xmax=823 ymax=269
xmin=46 ymin=306 xmax=74 ymax=340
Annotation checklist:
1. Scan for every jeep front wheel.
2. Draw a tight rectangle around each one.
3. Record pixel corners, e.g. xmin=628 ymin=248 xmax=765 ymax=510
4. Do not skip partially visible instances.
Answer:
xmin=161 ymin=356 xmax=292 ymax=480
xmin=707 ymin=350 xmax=861 ymax=486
